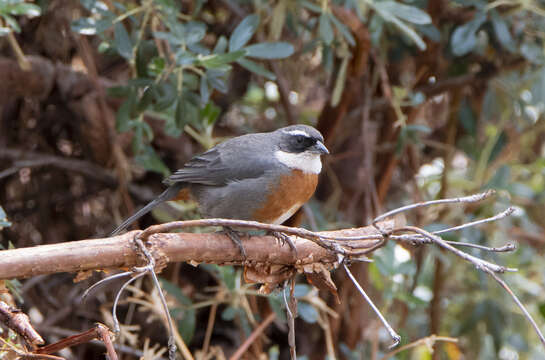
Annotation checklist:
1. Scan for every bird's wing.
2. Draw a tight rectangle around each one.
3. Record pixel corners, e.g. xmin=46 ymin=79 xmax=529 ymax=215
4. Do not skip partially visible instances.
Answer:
xmin=164 ymin=135 xmax=276 ymax=186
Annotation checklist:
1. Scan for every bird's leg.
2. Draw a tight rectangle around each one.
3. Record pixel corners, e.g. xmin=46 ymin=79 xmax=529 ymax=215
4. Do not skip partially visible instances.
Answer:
xmin=270 ymin=231 xmax=298 ymax=257
xmin=221 ymin=226 xmax=247 ymax=258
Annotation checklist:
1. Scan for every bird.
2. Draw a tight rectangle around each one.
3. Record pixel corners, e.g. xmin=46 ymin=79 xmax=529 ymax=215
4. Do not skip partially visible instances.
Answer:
xmin=111 ymin=124 xmax=329 ymax=257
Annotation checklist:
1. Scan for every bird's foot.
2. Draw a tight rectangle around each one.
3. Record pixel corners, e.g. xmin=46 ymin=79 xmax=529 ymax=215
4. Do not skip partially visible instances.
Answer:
xmin=220 ymin=227 xmax=247 ymax=259
xmin=270 ymin=231 xmax=298 ymax=257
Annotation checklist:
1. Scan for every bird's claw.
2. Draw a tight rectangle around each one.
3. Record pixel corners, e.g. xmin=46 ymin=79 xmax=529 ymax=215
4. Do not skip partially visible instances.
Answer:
xmin=271 ymin=231 xmax=298 ymax=257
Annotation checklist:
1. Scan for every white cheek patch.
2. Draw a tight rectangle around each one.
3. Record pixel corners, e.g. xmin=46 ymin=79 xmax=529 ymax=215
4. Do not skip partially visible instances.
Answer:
xmin=274 ymin=150 xmax=322 ymax=174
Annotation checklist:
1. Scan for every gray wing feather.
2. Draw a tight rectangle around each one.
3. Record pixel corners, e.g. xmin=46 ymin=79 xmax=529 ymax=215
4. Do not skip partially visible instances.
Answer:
xmin=165 ymin=133 xmax=277 ymax=186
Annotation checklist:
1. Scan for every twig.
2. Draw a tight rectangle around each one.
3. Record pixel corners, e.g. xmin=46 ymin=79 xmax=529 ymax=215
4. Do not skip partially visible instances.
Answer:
xmin=0 ymin=148 xmax=154 ymax=202
xmin=132 ymin=237 xmax=178 ymax=360
xmin=95 ymin=323 xmax=119 ymax=360
xmin=343 ymin=262 xmax=401 ymax=348
xmin=432 ymin=206 xmax=516 ymax=235
xmin=228 ymin=312 xmax=276 ymax=360
xmin=0 ymin=300 xmax=44 ymax=346
xmin=111 ymin=272 xmax=147 ymax=334
xmin=7 ymin=32 xmax=31 ymax=70
xmin=36 ymin=323 xmax=117 ymax=359
xmin=485 ymin=269 xmax=545 ymax=346
xmin=201 ymin=297 xmax=220 ymax=356
xmin=373 ymin=190 xmax=496 ymax=224
xmin=287 ymin=278 xmax=297 ymax=360
xmin=81 ymin=271 xmax=134 ymax=301
xmin=391 ymin=235 xmax=517 ymax=253
xmin=380 ymin=334 xmax=458 ymax=360
xmin=0 ymin=338 xmax=64 ymax=360
xmin=395 ymin=226 xmax=517 ymax=273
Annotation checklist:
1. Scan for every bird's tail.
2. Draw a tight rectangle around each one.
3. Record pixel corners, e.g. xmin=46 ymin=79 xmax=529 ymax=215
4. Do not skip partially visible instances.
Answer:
xmin=110 ymin=183 xmax=184 ymax=236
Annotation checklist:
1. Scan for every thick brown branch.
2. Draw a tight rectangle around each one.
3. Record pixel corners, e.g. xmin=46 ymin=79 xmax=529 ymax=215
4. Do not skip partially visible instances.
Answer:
xmin=0 ymin=148 xmax=154 ymax=202
xmin=0 ymin=226 xmax=384 ymax=280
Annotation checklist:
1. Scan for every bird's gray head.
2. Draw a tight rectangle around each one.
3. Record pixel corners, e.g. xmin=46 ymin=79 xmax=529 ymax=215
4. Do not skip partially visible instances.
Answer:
xmin=274 ymin=125 xmax=329 ymax=174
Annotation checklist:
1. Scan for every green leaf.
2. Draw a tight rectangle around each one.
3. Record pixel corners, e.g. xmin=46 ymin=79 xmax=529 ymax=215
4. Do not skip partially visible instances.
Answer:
xmin=134 ymin=145 xmax=170 ymax=177
xmin=318 ymin=13 xmax=333 ymax=45
xmin=539 ymin=303 xmax=545 ymax=320
xmin=136 ymin=86 xmax=154 ymax=113
xmin=2 ymin=14 xmax=20 ymax=33
xmin=153 ymin=31 xmax=182 ymax=45
xmin=294 ymin=284 xmax=312 ymax=298
xmin=207 ymin=70 xmax=228 ymax=93
xmin=116 ymin=98 xmax=134 ymax=132
xmin=8 ymin=3 xmax=41 ymax=17
xmin=0 ymin=27 xmax=11 ymax=36
xmin=185 ymin=21 xmax=206 ymax=44
xmin=200 ymin=75 xmax=210 ymax=105
xmin=0 ymin=205 xmax=11 ymax=228
xmin=329 ymin=14 xmax=356 ymax=46
xmin=114 ymin=22 xmax=133 ymax=60
xmin=200 ymin=102 xmax=220 ymax=126
xmin=267 ymin=293 xmax=287 ymax=322
xmin=218 ymin=265 xmax=236 ymax=290
xmin=229 ymin=14 xmax=259 ymax=51
xmin=520 ymin=42 xmax=545 ymax=65
xmin=300 ymin=0 xmax=322 ymax=13
xmin=458 ymin=97 xmax=476 ymax=135
xmin=298 ymin=302 xmax=319 ymax=323
xmin=153 ymin=81 xmax=177 ymax=111
xmin=175 ymin=50 xmax=196 ymax=66
xmin=450 ymin=13 xmax=486 ymax=56
xmin=244 ymin=42 xmax=294 ymax=59
xmin=373 ymin=3 xmax=427 ymax=50
xmin=374 ymin=1 xmax=431 ymax=25
xmin=221 ymin=306 xmax=237 ymax=321
xmin=237 ymin=58 xmax=276 ymax=80
xmin=71 ymin=17 xmax=97 ymax=35
xmin=491 ymin=11 xmax=516 ymax=53
xmin=198 ymin=50 xmax=246 ymax=68
xmin=213 ymin=35 xmax=228 ymax=53
xmin=148 ymin=57 xmax=165 ymax=76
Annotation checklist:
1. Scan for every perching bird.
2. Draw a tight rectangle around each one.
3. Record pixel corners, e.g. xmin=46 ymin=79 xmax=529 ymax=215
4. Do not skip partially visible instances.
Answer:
xmin=111 ymin=125 xmax=328 ymax=256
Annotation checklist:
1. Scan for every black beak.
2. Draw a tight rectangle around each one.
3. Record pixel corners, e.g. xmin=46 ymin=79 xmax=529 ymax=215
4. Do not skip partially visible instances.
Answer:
xmin=311 ymin=141 xmax=329 ymax=155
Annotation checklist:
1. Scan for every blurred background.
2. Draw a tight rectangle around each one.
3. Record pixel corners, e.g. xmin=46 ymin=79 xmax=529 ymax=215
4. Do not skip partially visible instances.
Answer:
xmin=1 ymin=0 xmax=545 ymax=359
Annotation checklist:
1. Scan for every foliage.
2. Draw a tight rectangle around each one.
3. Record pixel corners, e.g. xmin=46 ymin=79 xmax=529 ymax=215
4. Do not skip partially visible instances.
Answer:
xmin=1 ymin=0 xmax=545 ymax=359
xmin=0 ymin=0 xmax=40 ymax=36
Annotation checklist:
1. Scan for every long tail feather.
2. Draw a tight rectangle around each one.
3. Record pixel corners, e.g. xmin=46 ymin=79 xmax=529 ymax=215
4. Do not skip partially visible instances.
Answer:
xmin=110 ymin=184 xmax=184 ymax=236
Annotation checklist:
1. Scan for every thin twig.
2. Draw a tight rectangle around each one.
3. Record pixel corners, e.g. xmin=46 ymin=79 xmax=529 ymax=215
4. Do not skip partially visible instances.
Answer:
xmin=112 ymin=272 xmax=147 ymax=334
xmin=391 ymin=235 xmax=517 ymax=253
xmin=395 ymin=226 xmax=517 ymax=273
xmin=343 ymin=262 xmax=401 ymax=348
xmin=228 ymin=312 xmax=276 ymax=360
xmin=485 ymin=269 xmax=545 ymax=346
xmin=201 ymin=301 xmax=218 ymax=356
xmin=433 ymin=207 xmax=516 ymax=235
xmin=81 ymin=271 xmax=133 ymax=301
xmin=373 ymin=190 xmax=496 ymax=224
xmin=380 ymin=334 xmax=458 ymax=360
xmin=133 ymin=238 xmax=178 ymax=360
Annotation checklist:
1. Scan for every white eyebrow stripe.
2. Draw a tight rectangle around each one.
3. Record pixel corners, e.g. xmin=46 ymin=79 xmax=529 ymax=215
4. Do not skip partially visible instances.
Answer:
xmin=283 ymin=129 xmax=311 ymax=137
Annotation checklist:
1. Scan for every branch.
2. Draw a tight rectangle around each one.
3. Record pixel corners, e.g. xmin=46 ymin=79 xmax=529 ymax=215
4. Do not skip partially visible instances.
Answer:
xmin=0 ymin=223 xmax=388 ymax=280
xmin=0 ymin=148 xmax=154 ymax=203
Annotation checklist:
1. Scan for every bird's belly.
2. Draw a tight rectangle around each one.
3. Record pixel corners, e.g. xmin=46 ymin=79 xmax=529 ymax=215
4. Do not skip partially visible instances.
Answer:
xmin=252 ymin=170 xmax=318 ymax=224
